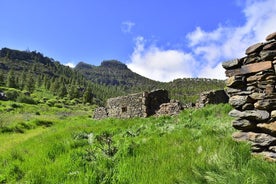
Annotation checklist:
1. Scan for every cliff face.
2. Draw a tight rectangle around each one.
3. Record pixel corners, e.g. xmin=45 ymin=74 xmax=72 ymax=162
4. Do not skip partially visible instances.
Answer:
xmin=223 ymin=32 xmax=276 ymax=161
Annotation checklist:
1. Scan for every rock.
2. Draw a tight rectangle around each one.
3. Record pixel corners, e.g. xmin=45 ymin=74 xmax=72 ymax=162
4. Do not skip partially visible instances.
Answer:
xmin=232 ymin=132 xmax=250 ymax=142
xmin=0 ymin=92 xmax=7 ymax=100
xmin=263 ymin=41 xmax=276 ymax=50
xmin=269 ymin=146 xmax=276 ymax=152
xmin=222 ymin=59 xmax=241 ymax=69
xmin=245 ymin=42 xmax=263 ymax=55
xmin=232 ymin=119 xmax=256 ymax=131
xmin=242 ymin=103 xmax=254 ymax=110
xmin=235 ymin=132 xmax=276 ymax=147
xmin=229 ymin=109 xmax=270 ymax=122
xmin=254 ymin=99 xmax=276 ymax=110
xmin=229 ymin=95 xmax=251 ymax=108
xmin=265 ymin=32 xmax=276 ymax=41
xmin=93 ymin=107 xmax=108 ymax=120
xmin=257 ymin=122 xmax=276 ymax=136
xmin=225 ymin=76 xmax=245 ymax=88
xmin=260 ymin=50 xmax=276 ymax=61
xmin=156 ymin=101 xmax=183 ymax=116
xmin=271 ymin=110 xmax=276 ymax=119
xmin=249 ymin=93 xmax=266 ymax=100
xmin=258 ymin=152 xmax=276 ymax=162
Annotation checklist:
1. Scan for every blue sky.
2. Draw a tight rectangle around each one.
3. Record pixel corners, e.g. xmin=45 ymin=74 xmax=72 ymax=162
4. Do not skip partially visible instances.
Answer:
xmin=1 ymin=0 xmax=276 ymax=81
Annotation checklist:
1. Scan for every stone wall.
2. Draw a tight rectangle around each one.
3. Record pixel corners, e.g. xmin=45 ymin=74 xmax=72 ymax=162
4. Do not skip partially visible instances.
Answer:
xmin=222 ymin=32 xmax=276 ymax=161
xmin=106 ymin=92 xmax=148 ymax=118
xmin=93 ymin=89 xmax=172 ymax=119
xmin=196 ymin=90 xmax=229 ymax=108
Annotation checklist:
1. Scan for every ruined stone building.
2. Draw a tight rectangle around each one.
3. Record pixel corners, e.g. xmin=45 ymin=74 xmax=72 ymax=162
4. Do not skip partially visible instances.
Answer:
xmin=93 ymin=89 xmax=183 ymax=119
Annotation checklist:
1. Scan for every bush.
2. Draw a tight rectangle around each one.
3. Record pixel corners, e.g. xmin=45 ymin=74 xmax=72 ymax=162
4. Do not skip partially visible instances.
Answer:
xmin=5 ymin=90 xmax=19 ymax=101
xmin=16 ymin=95 xmax=37 ymax=104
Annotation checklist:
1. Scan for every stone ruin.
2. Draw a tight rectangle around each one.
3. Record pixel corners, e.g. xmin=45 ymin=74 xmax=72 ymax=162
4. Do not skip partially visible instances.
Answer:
xmin=93 ymin=89 xmax=183 ymax=119
xmin=222 ymin=32 xmax=276 ymax=161
xmin=195 ymin=89 xmax=229 ymax=108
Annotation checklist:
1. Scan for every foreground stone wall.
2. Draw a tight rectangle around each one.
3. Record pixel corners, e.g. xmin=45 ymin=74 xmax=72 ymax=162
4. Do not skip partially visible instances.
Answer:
xmin=222 ymin=32 xmax=276 ymax=161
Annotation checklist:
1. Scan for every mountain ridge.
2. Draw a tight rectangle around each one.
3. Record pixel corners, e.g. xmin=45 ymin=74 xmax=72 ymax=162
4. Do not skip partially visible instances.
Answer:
xmin=0 ymin=47 xmax=225 ymax=104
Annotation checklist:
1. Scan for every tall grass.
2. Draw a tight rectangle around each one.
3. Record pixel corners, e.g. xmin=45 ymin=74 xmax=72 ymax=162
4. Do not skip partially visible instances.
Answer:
xmin=0 ymin=103 xmax=276 ymax=183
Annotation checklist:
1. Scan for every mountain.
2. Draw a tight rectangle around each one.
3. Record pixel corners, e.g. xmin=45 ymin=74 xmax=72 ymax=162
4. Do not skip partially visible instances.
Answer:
xmin=75 ymin=60 xmax=226 ymax=103
xmin=0 ymin=47 xmax=226 ymax=105
xmin=75 ymin=60 xmax=161 ymax=92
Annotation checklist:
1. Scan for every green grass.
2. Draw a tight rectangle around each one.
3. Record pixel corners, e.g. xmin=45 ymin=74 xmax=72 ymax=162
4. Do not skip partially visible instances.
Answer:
xmin=0 ymin=103 xmax=276 ymax=183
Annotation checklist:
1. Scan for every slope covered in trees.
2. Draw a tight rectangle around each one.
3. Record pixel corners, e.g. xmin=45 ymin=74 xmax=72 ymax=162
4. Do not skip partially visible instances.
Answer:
xmin=0 ymin=47 xmax=225 ymax=105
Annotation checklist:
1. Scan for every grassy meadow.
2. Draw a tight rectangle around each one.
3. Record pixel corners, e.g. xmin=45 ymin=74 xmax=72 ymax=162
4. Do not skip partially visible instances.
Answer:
xmin=0 ymin=102 xmax=276 ymax=184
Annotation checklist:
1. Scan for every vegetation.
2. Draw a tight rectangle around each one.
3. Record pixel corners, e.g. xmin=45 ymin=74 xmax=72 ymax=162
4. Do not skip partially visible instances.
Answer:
xmin=0 ymin=47 xmax=225 ymax=105
xmin=1 ymin=47 xmax=272 ymax=183
xmin=0 ymin=103 xmax=275 ymax=183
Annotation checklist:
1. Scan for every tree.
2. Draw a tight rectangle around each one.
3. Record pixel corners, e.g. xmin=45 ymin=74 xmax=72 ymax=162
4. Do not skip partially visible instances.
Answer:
xmin=0 ymin=73 xmax=5 ymax=86
xmin=68 ymin=85 xmax=79 ymax=99
xmin=6 ymin=70 xmax=17 ymax=88
xmin=83 ymin=84 xmax=93 ymax=104
xmin=25 ymin=74 xmax=36 ymax=93
xmin=58 ymin=83 xmax=67 ymax=98
xmin=19 ymin=71 xmax=27 ymax=90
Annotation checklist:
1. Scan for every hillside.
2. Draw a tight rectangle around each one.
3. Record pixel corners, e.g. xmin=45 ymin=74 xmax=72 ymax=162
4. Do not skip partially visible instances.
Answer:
xmin=75 ymin=60 xmax=161 ymax=92
xmin=0 ymin=47 xmax=225 ymax=105
xmin=1 ymin=102 xmax=276 ymax=183
xmin=75 ymin=60 xmax=225 ymax=103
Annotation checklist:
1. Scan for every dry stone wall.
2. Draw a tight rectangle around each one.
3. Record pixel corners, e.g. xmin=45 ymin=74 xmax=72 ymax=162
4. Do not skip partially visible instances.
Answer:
xmin=222 ymin=32 xmax=276 ymax=161
xmin=196 ymin=90 xmax=229 ymax=108
xmin=93 ymin=89 xmax=181 ymax=119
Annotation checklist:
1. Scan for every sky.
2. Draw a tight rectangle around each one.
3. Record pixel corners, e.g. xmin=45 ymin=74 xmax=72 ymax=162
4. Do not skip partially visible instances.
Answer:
xmin=1 ymin=0 xmax=276 ymax=82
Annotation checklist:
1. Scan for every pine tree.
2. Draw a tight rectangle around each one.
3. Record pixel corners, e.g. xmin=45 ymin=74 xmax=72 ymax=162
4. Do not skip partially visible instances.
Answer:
xmin=19 ymin=71 xmax=27 ymax=90
xmin=58 ymin=83 xmax=67 ymax=98
xmin=0 ymin=73 xmax=5 ymax=86
xmin=25 ymin=73 xmax=36 ymax=92
xmin=83 ymin=84 xmax=93 ymax=104
xmin=68 ymin=85 xmax=79 ymax=100
xmin=6 ymin=69 xmax=17 ymax=88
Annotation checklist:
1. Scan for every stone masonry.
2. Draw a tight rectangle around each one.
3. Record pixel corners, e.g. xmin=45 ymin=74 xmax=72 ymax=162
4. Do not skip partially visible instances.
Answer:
xmin=93 ymin=89 xmax=183 ymax=119
xmin=196 ymin=89 xmax=229 ymax=108
xmin=222 ymin=32 xmax=276 ymax=161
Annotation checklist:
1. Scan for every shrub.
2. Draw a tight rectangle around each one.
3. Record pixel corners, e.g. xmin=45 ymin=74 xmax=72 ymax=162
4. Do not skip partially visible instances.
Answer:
xmin=5 ymin=90 xmax=19 ymax=101
xmin=16 ymin=95 xmax=37 ymax=105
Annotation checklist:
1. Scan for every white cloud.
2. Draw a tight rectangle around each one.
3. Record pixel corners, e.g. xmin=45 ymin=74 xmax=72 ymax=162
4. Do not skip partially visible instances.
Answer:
xmin=127 ymin=37 xmax=197 ymax=82
xmin=121 ymin=21 xmax=135 ymax=33
xmin=64 ymin=62 xmax=76 ymax=68
xmin=127 ymin=0 xmax=276 ymax=81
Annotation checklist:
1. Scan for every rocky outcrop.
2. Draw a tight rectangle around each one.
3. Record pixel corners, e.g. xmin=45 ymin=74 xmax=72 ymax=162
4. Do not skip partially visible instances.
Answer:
xmin=222 ymin=32 xmax=276 ymax=161
xmin=196 ymin=90 xmax=229 ymax=108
